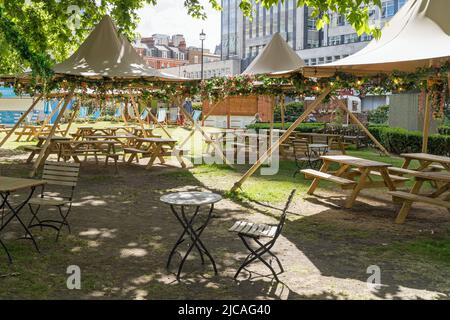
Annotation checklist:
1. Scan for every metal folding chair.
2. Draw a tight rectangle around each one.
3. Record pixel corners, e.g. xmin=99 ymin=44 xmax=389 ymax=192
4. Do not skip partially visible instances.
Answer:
xmin=229 ymin=189 xmax=296 ymax=282
xmin=292 ymin=137 xmax=322 ymax=177
xmin=27 ymin=161 xmax=81 ymax=241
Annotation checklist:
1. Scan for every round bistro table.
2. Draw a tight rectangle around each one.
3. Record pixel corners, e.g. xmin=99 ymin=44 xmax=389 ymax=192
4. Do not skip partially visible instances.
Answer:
xmin=160 ymin=191 xmax=222 ymax=280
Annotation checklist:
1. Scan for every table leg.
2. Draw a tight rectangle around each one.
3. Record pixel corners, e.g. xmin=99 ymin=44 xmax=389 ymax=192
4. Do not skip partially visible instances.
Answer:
xmin=307 ymin=161 xmax=330 ymax=195
xmin=177 ymin=204 xmax=217 ymax=279
xmin=345 ymin=168 xmax=370 ymax=208
xmin=379 ymin=167 xmax=396 ymax=191
xmin=0 ymin=188 xmax=40 ymax=262
xmin=401 ymin=158 xmax=411 ymax=169
xmin=395 ymin=179 xmax=425 ymax=224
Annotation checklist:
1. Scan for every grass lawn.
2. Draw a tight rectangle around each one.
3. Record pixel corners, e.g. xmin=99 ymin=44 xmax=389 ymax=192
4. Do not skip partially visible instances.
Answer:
xmin=0 ymin=122 xmax=448 ymax=299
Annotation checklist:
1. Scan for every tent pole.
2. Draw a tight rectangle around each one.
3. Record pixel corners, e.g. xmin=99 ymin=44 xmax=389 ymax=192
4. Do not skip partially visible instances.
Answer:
xmin=146 ymin=107 xmax=173 ymax=139
xmin=35 ymin=98 xmax=64 ymax=138
xmin=226 ymin=99 xmax=231 ymax=129
xmin=333 ymin=97 xmax=390 ymax=156
xmin=121 ymin=100 xmax=128 ymax=125
xmin=231 ymin=88 xmax=331 ymax=192
xmin=0 ymin=94 xmax=43 ymax=147
xmin=178 ymin=101 xmax=232 ymax=167
xmin=280 ymin=96 xmax=285 ymax=130
xmin=63 ymin=99 xmax=80 ymax=137
xmin=129 ymin=93 xmax=148 ymax=138
xmin=30 ymin=88 xmax=75 ymax=177
xmin=422 ymin=92 xmax=432 ymax=153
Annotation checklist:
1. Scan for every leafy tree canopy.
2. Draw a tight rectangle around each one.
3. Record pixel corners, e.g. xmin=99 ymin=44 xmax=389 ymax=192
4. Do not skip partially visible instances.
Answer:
xmin=0 ymin=0 xmax=382 ymax=77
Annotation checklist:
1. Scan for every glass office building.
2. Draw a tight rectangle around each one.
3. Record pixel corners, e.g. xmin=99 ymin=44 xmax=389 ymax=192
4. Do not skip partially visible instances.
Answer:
xmin=221 ymin=0 xmax=407 ymax=67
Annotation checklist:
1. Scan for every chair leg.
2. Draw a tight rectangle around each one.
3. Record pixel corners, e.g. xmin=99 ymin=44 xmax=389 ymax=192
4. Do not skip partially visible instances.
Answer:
xmin=28 ymin=204 xmax=43 ymax=231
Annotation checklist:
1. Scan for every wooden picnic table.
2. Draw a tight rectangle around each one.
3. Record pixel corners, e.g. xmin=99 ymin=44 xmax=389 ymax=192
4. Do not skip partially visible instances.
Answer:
xmin=302 ymin=155 xmax=408 ymax=209
xmin=24 ymin=135 xmax=71 ymax=163
xmin=58 ymin=140 xmax=120 ymax=172
xmin=400 ymin=153 xmax=450 ymax=171
xmin=124 ymin=137 xmax=186 ymax=170
xmin=388 ymin=170 xmax=450 ymax=223
xmin=0 ymin=176 xmax=46 ymax=262
xmin=84 ymin=135 xmax=136 ymax=147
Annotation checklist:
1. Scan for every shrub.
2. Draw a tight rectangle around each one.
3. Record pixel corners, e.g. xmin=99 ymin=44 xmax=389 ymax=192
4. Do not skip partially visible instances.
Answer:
xmin=368 ymin=125 xmax=450 ymax=156
xmin=368 ymin=105 xmax=390 ymax=125
xmin=247 ymin=122 xmax=324 ymax=133
xmin=274 ymin=101 xmax=304 ymax=122
xmin=438 ymin=125 xmax=450 ymax=135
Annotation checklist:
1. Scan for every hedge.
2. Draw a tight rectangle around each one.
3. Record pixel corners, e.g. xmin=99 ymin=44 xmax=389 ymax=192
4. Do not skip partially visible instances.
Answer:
xmin=368 ymin=126 xmax=450 ymax=156
xmin=438 ymin=125 xmax=450 ymax=135
xmin=247 ymin=122 xmax=324 ymax=133
xmin=248 ymin=122 xmax=450 ymax=156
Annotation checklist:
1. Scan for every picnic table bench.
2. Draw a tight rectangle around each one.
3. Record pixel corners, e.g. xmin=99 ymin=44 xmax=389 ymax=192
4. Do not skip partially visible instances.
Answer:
xmin=23 ymin=135 xmax=71 ymax=163
xmin=14 ymin=124 xmax=65 ymax=142
xmin=388 ymin=170 xmax=450 ymax=223
xmin=124 ymin=137 xmax=186 ymax=169
xmin=302 ymin=155 xmax=407 ymax=209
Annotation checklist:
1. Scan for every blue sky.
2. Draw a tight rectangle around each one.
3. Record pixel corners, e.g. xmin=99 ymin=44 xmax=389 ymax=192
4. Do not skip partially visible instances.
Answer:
xmin=137 ymin=0 xmax=221 ymax=52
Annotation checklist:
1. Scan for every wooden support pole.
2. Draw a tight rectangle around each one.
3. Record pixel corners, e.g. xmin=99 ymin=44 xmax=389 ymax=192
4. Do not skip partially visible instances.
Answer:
xmin=63 ymin=100 xmax=80 ymax=137
xmin=280 ymin=96 xmax=285 ymax=130
xmin=30 ymin=88 xmax=75 ymax=177
xmin=0 ymin=94 xmax=43 ymax=147
xmin=178 ymin=102 xmax=232 ymax=167
xmin=231 ymin=88 xmax=331 ymax=192
xmin=34 ymin=98 xmax=64 ymax=137
xmin=333 ymin=97 xmax=390 ymax=156
xmin=147 ymin=108 xmax=173 ymax=139
xmin=129 ymin=93 xmax=148 ymax=138
xmin=422 ymin=93 xmax=431 ymax=153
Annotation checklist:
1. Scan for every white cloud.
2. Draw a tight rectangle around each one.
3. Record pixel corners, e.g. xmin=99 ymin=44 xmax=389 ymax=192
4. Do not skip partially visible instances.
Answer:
xmin=136 ymin=0 xmax=221 ymax=52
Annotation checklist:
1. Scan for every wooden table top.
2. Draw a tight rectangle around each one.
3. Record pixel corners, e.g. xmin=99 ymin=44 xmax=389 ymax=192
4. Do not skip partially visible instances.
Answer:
xmin=401 ymin=153 xmax=450 ymax=164
xmin=137 ymin=137 xmax=177 ymax=143
xmin=0 ymin=176 xmax=46 ymax=193
xmin=84 ymin=135 xmax=135 ymax=139
xmin=59 ymin=140 xmax=118 ymax=145
xmin=298 ymin=132 xmax=341 ymax=137
xmin=321 ymin=155 xmax=390 ymax=168
xmin=38 ymin=135 xmax=71 ymax=141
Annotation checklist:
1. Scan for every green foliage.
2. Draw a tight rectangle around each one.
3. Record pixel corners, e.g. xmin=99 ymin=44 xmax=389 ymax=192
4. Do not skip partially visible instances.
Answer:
xmin=368 ymin=104 xmax=390 ymax=125
xmin=274 ymin=101 xmax=304 ymax=122
xmin=438 ymin=125 xmax=450 ymax=135
xmin=247 ymin=122 xmax=324 ymax=133
xmin=368 ymin=125 xmax=450 ymax=156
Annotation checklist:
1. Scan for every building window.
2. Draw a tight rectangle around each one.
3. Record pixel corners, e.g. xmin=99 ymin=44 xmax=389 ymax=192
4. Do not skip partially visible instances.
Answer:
xmin=307 ymin=39 xmax=320 ymax=48
xmin=304 ymin=59 xmax=309 ymax=65
xmin=382 ymin=0 xmax=396 ymax=18
xmin=318 ymin=57 xmax=324 ymax=65
xmin=307 ymin=17 xmax=316 ymax=30
xmin=361 ymin=34 xmax=373 ymax=42
xmin=310 ymin=58 xmax=317 ymax=66
xmin=343 ymin=33 xmax=359 ymax=44
xmin=326 ymin=56 xmax=332 ymax=63
xmin=329 ymin=36 xmax=341 ymax=46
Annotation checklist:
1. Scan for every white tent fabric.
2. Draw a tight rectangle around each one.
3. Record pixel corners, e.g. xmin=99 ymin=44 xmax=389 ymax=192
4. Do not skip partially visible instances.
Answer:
xmin=53 ymin=15 xmax=182 ymax=80
xmin=302 ymin=0 xmax=450 ymax=77
xmin=242 ymin=33 xmax=305 ymax=75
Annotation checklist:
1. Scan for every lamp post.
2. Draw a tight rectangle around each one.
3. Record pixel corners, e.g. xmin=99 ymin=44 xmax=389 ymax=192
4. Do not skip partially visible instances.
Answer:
xmin=199 ymin=29 xmax=206 ymax=80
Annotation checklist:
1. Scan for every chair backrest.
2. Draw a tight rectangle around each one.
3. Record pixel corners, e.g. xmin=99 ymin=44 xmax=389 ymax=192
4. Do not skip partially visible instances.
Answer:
xmin=291 ymin=137 xmax=310 ymax=159
xmin=192 ymin=110 xmax=202 ymax=122
xmin=275 ymin=189 xmax=296 ymax=238
xmin=78 ymin=107 xmax=88 ymax=119
xmin=169 ymin=107 xmax=178 ymax=122
xmin=140 ymin=109 xmax=149 ymax=120
xmin=157 ymin=108 xmax=167 ymax=122
xmin=91 ymin=109 xmax=101 ymax=120
xmin=127 ymin=104 xmax=136 ymax=118
xmin=42 ymin=161 xmax=81 ymax=188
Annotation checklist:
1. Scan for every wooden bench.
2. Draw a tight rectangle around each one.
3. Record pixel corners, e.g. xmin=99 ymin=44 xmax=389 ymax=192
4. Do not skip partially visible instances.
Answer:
xmin=350 ymin=168 xmax=410 ymax=182
xmin=388 ymin=167 xmax=419 ymax=176
xmin=388 ymin=191 xmax=450 ymax=209
xmin=430 ymin=164 xmax=446 ymax=171
xmin=301 ymin=169 xmax=357 ymax=189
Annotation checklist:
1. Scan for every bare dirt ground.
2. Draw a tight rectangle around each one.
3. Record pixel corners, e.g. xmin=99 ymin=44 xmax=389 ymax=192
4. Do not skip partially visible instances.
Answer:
xmin=0 ymin=149 xmax=449 ymax=300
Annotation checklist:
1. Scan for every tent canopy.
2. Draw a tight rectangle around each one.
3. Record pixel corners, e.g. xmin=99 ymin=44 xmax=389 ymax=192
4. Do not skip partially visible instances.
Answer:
xmin=302 ymin=0 xmax=450 ymax=77
xmin=242 ymin=33 xmax=305 ymax=76
xmin=53 ymin=15 xmax=182 ymax=81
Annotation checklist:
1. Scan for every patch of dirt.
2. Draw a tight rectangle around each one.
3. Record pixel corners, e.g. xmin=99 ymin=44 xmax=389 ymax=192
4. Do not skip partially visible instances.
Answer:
xmin=0 ymin=154 xmax=449 ymax=300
